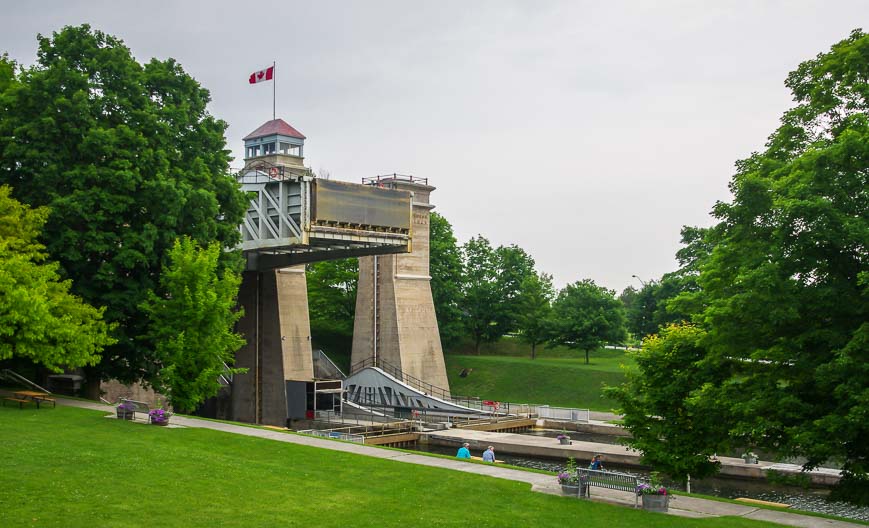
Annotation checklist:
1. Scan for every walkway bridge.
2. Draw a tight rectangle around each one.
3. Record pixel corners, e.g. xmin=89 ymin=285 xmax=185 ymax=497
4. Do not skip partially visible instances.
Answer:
xmin=237 ymin=163 xmax=413 ymax=271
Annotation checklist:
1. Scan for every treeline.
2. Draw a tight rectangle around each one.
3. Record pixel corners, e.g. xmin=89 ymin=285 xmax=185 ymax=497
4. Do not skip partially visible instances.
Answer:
xmin=308 ymin=212 xmax=627 ymax=362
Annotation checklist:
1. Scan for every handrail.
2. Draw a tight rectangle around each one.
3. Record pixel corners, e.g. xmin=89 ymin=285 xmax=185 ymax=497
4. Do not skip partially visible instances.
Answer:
xmin=362 ymin=174 xmax=428 ymax=186
xmin=349 ymin=357 xmax=453 ymax=401
xmin=1 ymin=369 xmax=50 ymax=394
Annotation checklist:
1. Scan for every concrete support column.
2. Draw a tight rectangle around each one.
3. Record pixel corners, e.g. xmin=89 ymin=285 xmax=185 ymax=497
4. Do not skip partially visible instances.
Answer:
xmin=351 ymin=179 xmax=450 ymax=393
xmin=232 ymin=265 xmax=313 ymax=426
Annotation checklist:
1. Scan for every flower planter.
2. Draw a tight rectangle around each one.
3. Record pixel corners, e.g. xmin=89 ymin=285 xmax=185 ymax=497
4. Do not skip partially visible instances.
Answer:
xmin=561 ymin=484 xmax=580 ymax=496
xmin=116 ymin=409 xmax=134 ymax=420
xmin=641 ymin=494 xmax=669 ymax=512
xmin=150 ymin=416 xmax=170 ymax=426
xmin=559 ymin=438 xmax=571 ymax=445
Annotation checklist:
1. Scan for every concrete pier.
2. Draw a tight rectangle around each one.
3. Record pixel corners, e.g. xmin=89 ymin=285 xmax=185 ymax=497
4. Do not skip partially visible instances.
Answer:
xmin=423 ymin=427 xmax=842 ymax=486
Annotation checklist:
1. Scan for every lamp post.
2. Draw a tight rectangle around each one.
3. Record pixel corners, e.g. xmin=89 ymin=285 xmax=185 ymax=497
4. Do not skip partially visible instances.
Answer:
xmin=631 ymin=274 xmax=648 ymax=288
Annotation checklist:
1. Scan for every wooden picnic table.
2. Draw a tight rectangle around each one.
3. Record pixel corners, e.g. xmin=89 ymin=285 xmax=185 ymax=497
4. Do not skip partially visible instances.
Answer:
xmin=5 ymin=390 xmax=56 ymax=409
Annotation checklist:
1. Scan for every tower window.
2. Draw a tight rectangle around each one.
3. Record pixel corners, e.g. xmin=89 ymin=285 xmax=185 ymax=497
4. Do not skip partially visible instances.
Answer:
xmin=262 ymin=142 xmax=276 ymax=155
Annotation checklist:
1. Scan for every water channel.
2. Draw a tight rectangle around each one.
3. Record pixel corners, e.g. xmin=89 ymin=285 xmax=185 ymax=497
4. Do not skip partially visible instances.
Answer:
xmin=413 ymin=430 xmax=869 ymax=522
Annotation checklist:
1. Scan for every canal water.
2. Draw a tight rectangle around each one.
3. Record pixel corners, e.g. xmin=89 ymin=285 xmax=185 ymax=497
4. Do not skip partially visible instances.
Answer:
xmin=413 ymin=431 xmax=869 ymax=522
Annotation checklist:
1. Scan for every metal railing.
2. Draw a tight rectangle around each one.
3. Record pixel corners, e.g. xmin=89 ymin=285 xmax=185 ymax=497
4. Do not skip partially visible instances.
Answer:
xmin=234 ymin=161 xmax=313 ymax=184
xmin=362 ymin=174 xmax=428 ymax=186
xmin=297 ymin=429 xmax=366 ymax=444
xmin=0 ymin=369 xmax=50 ymax=393
xmin=537 ymin=405 xmax=590 ymax=422
xmin=348 ymin=357 xmax=452 ymax=402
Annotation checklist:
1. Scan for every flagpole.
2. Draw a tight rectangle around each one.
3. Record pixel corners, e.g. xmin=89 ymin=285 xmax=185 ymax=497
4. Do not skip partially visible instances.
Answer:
xmin=272 ymin=61 xmax=276 ymax=121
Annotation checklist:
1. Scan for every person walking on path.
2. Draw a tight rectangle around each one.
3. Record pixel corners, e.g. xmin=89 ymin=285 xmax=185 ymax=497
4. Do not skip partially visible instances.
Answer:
xmin=456 ymin=443 xmax=471 ymax=459
xmin=482 ymin=446 xmax=495 ymax=463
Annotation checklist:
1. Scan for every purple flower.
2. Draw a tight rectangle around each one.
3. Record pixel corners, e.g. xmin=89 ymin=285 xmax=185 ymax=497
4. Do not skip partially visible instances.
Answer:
xmin=148 ymin=408 xmax=171 ymax=422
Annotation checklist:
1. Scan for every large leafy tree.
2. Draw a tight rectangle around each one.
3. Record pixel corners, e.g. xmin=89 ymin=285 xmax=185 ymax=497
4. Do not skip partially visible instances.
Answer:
xmin=515 ymin=272 xmax=554 ymax=359
xmin=606 ymin=324 xmax=730 ymax=482
xmin=493 ymin=244 xmax=537 ymax=336
xmin=461 ymin=236 xmax=502 ymax=353
xmin=0 ymin=26 xmax=247 ymax=395
xmin=549 ymin=279 xmax=626 ymax=364
xmin=0 ymin=185 xmax=115 ymax=370
xmin=141 ymin=238 xmax=245 ymax=413
xmin=615 ymin=30 xmax=869 ymax=502
xmin=429 ymin=212 xmax=465 ymax=348
xmin=698 ymin=29 xmax=868 ymax=501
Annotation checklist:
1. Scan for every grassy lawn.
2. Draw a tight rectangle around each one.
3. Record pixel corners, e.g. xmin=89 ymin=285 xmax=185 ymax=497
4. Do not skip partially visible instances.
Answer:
xmin=445 ymin=347 xmax=634 ymax=411
xmin=0 ymin=406 xmax=787 ymax=528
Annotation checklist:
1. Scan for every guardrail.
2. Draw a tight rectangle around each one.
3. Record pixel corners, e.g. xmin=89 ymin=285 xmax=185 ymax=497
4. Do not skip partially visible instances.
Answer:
xmin=537 ymin=405 xmax=590 ymax=422
xmin=297 ymin=429 xmax=365 ymax=444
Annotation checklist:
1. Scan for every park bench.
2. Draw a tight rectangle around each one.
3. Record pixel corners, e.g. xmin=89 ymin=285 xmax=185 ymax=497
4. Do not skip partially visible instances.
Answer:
xmin=120 ymin=398 xmax=150 ymax=420
xmin=578 ymin=468 xmax=640 ymax=508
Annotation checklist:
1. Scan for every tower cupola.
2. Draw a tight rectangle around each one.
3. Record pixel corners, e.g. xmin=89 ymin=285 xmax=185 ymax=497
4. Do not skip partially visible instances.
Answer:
xmin=243 ymin=119 xmax=306 ymax=170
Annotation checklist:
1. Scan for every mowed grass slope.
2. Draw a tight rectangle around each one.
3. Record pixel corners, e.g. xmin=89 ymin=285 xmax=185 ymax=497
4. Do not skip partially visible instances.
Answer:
xmin=445 ymin=347 xmax=633 ymax=410
xmin=0 ymin=406 xmax=784 ymax=528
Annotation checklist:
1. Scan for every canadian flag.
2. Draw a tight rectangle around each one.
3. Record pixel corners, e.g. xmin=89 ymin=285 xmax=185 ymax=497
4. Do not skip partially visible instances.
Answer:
xmin=249 ymin=65 xmax=274 ymax=84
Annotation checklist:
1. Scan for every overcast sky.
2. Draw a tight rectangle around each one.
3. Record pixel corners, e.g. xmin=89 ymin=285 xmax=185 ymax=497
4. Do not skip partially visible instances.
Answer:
xmin=3 ymin=1 xmax=866 ymax=291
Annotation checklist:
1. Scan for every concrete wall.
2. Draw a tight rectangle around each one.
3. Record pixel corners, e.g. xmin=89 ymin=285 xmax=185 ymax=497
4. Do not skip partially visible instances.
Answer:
xmin=101 ymin=380 xmax=166 ymax=408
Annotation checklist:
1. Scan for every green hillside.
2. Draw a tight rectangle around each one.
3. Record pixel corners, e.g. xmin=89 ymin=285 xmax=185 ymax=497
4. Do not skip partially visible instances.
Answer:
xmin=445 ymin=347 xmax=634 ymax=411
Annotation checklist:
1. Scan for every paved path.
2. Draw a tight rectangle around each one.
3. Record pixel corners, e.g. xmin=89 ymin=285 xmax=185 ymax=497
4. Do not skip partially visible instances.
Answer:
xmin=54 ymin=397 xmax=863 ymax=528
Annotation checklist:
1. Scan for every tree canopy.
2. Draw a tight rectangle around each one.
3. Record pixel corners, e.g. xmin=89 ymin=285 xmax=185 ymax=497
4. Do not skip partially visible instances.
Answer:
xmin=515 ymin=272 xmax=554 ymax=359
xmin=306 ymin=258 xmax=359 ymax=355
xmin=612 ymin=29 xmax=869 ymax=502
xmin=141 ymin=238 xmax=245 ymax=413
xmin=606 ymin=324 xmax=728 ymax=482
xmin=0 ymin=26 xmax=247 ymax=392
xmin=0 ymin=185 xmax=114 ymax=370
xmin=429 ymin=212 xmax=465 ymax=347
xmin=549 ymin=279 xmax=626 ymax=363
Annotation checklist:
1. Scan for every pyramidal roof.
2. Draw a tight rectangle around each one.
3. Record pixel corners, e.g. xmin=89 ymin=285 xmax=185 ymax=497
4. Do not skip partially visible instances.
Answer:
xmin=243 ymin=119 xmax=306 ymax=141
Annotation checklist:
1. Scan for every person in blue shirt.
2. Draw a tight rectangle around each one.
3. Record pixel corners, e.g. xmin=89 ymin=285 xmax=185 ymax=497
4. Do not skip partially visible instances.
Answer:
xmin=482 ymin=446 xmax=496 ymax=463
xmin=456 ymin=443 xmax=471 ymax=459
xmin=589 ymin=454 xmax=604 ymax=470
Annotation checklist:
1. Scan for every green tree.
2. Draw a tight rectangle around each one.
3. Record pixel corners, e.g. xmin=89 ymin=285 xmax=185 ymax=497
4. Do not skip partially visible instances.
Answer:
xmin=0 ymin=26 xmax=247 ymax=396
xmin=549 ymin=279 xmax=626 ymax=364
xmin=0 ymin=185 xmax=114 ymax=370
xmin=429 ymin=212 xmax=465 ymax=348
xmin=306 ymin=258 xmax=358 ymax=352
xmin=624 ymin=276 xmax=696 ymax=340
xmin=141 ymin=238 xmax=245 ymax=413
xmin=461 ymin=236 xmax=502 ymax=353
xmin=698 ymin=30 xmax=869 ymax=502
xmin=493 ymin=244 xmax=537 ymax=336
xmin=616 ymin=30 xmax=869 ymax=502
xmin=515 ymin=272 xmax=554 ymax=359
xmin=605 ymin=324 xmax=730 ymax=482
